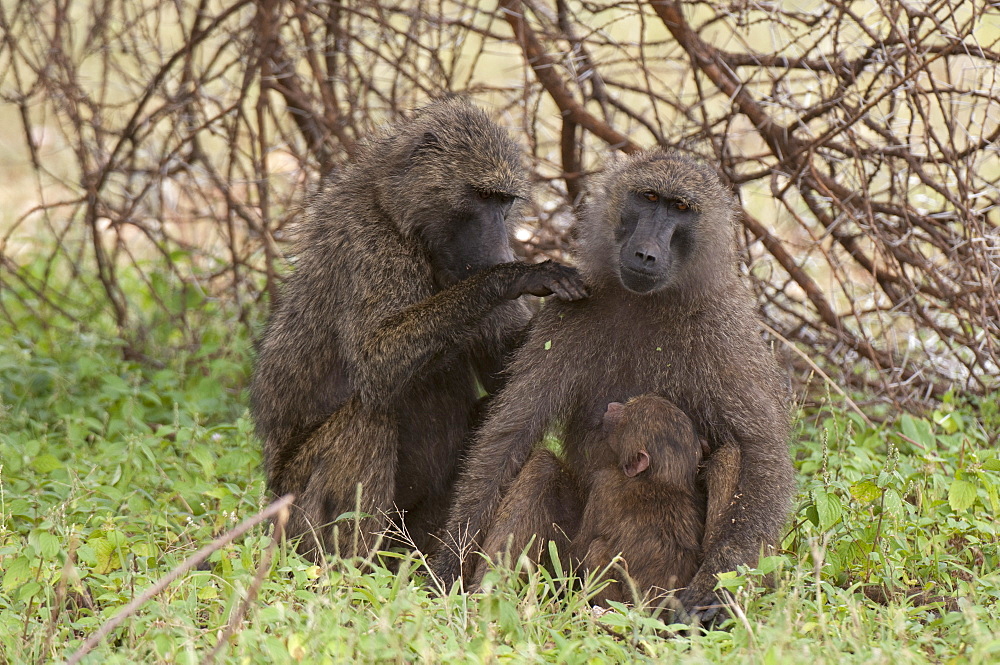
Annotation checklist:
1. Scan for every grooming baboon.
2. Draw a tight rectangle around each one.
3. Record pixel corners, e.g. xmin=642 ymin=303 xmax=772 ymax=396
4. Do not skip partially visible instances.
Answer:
xmin=571 ymin=395 xmax=706 ymax=606
xmin=434 ymin=149 xmax=793 ymax=624
xmin=249 ymin=98 xmax=587 ymax=557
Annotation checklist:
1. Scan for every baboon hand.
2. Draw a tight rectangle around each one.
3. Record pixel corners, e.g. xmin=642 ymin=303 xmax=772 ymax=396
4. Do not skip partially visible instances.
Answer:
xmin=508 ymin=260 xmax=589 ymax=301
xmin=429 ymin=547 xmax=462 ymax=593
xmin=676 ymin=583 xmax=729 ymax=627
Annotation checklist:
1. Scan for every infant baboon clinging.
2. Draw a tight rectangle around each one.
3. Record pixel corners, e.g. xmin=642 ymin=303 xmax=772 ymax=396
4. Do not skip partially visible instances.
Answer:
xmin=434 ymin=148 xmax=793 ymax=624
xmin=249 ymin=98 xmax=587 ymax=558
xmin=572 ymin=395 xmax=706 ymax=606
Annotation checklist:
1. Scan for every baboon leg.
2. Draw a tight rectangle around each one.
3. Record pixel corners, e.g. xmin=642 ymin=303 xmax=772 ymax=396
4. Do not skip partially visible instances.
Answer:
xmin=469 ymin=449 xmax=583 ymax=586
xmin=283 ymin=398 xmax=398 ymax=560
xmin=701 ymin=443 xmax=742 ymax=556
xmin=400 ymin=488 xmax=453 ymax=555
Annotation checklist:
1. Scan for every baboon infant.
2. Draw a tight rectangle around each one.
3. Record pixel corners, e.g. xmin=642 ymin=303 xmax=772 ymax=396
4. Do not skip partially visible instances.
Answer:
xmin=249 ymin=98 xmax=587 ymax=558
xmin=472 ymin=448 xmax=583 ymax=581
xmin=572 ymin=395 xmax=706 ymax=606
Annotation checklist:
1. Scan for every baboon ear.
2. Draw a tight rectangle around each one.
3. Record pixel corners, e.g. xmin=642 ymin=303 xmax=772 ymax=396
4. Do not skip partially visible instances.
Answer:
xmin=623 ymin=450 xmax=650 ymax=477
xmin=410 ymin=131 xmax=443 ymax=160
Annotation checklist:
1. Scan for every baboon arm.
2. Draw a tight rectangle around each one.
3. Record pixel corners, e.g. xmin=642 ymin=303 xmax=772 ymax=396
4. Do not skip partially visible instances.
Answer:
xmin=471 ymin=300 xmax=532 ymax=395
xmin=344 ymin=261 xmax=567 ymax=406
xmin=680 ymin=389 xmax=793 ymax=623
xmin=431 ymin=349 xmax=571 ymax=587
xmin=702 ymin=443 xmax=741 ymax=553
xmin=341 ymin=261 xmax=511 ymax=405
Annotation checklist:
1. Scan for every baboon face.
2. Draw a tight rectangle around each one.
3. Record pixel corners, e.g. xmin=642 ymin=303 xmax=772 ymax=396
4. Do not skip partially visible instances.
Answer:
xmin=603 ymin=395 xmax=703 ymax=484
xmin=386 ymin=99 xmax=529 ymax=287
xmin=615 ymin=187 xmax=699 ymax=294
xmin=578 ymin=150 xmax=737 ymax=296
xmin=424 ymin=183 xmax=520 ymax=286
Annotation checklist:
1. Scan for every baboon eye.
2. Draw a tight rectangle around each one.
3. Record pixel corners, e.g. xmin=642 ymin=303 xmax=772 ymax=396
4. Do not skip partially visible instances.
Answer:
xmin=642 ymin=191 xmax=659 ymax=202
xmin=477 ymin=190 xmax=492 ymax=200
xmin=675 ymin=201 xmax=689 ymax=211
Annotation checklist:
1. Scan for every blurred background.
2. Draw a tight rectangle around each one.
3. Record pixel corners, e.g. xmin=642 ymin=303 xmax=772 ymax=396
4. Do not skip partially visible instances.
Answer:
xmin=1 ymin=0 xmax=997 ymax=406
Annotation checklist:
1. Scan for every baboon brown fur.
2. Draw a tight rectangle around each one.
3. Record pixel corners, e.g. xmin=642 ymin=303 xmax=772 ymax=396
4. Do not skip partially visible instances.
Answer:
xmin=466 ymin=395 xmax=744 ymax=597
xmin=434 ymin=148 xmax=793 ymax=624
xmin=571 ymin=395 xmax=706 ymax=606
xmin=249 ymin=98 xmax=587 ymax=558
xmin=470 ymin=448 xmax=583 ymax=583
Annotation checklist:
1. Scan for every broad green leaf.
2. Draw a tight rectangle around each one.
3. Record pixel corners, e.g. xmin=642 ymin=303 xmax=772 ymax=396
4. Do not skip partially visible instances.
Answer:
xmin=104 ymin=529 xmax=129 ymax=548
xmin=498 ymin=599 xmax=521 ymax=634
xmin=28 ymin=530 xmax=61 ymax=559
xmin=30 ymin=454 xmax=63 ymax=474
xmin=949 ymin=478 xmax=978 ymax=512
xmin=805 ymin=503 xmax=820 ymax=527
xmin=17 ymin=581 xmax=41 ymax=601
xmin=813 ymin=488 xmax=843 ymax=529
xmin=287 ymin=633 xmax=307 ymax=660
xmin=899 ymin=414 xmax=934 ymax=448
xmin=757 ymin=555 xmax=788 ymax=575
xmin=715 ymin=570 xmax=745 ymax=590
xmin=2 ymin=555 xmax=32 ymax=590
xmin=7 ymin=499 xmax=34 ymax=518
xmin=197 ymin=584 xmax=219 ymax=600
xmin=883 ymin=488 xmax=903 ymax=517
xmin=87 ymin=536 xmax=120 ymax=574
xmin=190 ymin=445 xmax=216 ymax=477
xmin=985 ymin=479 xmax=999 ymax=513
xmin=851 ymin=480 xmax=881 ymax=503
xmin=936 ymin=411 xmax=963 ymax=434
xmin=101 ymin=374 xmax=131 ymax=396
xmin=153 ymin=633 xmax=173 ymax=659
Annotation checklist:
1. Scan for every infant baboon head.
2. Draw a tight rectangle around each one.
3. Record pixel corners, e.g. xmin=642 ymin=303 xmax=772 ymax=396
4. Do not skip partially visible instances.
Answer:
xmin=603 ymin=394 xmax=705 ymax=484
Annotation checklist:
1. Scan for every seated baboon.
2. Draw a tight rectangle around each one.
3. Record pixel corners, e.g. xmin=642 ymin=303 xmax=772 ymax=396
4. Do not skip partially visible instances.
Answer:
xmin=571 ymin=395 xmax=706 ymax=606
xmin=249 ymin=98 xmax=587 ymax=558
xmin=434 ymin=148 xmax=792 ymax=624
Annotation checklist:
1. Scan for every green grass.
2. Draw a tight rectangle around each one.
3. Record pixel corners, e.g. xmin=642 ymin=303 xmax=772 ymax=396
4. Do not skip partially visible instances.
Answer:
xmin=1 ymin=262 xmax=998 ymax=664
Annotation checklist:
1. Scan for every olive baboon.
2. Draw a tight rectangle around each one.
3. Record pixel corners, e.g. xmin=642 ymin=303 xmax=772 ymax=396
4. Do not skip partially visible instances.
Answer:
xmin=249 ymin=98 xmax=587 ymax=557
xmin=571 ymin=395 xmax=706 ymax=606
xmin=434 ymin=149 xmax=793 ymax=624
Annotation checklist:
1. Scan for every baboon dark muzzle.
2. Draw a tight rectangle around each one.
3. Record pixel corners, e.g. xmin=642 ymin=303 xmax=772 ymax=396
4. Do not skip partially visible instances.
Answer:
xmin=619 ymin=265 xmax=663 ymax=294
